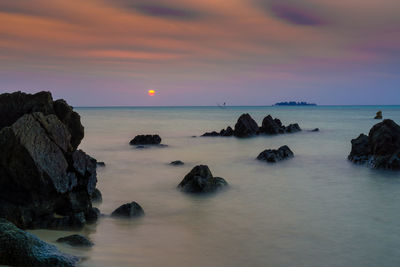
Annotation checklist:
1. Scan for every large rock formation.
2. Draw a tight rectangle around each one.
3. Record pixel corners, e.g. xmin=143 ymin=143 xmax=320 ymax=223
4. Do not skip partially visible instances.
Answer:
xmin=177 ymin=165 xmax=228 ymax=193
xmin=0 ymin=219 xmax=79 ymax=266
xmin=202 ymin=113 xmax=301 ymax=137
xmin=348 ymin=119 xmax=400 ymax=169
xmin=0 ymin=91 xmax=99 ymax=229
xmin=257 ymin=145 xmax=294 ymax=163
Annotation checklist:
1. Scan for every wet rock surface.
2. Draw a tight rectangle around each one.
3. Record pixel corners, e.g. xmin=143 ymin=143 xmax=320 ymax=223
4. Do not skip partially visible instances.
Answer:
xmin=170 ymin=160 xmax=184 ymax=166
xmin=257 ymin=145 xmax=294 ymax=163
xmin=177 ymin=165 xmax=228 ymax=193
xmin=348 ymin=119 xmax=400 ymax=169
xmin=0 ymin=219 xmax=79 ymax=267
xmin=0 ymin=91 xmax=99 ymax=230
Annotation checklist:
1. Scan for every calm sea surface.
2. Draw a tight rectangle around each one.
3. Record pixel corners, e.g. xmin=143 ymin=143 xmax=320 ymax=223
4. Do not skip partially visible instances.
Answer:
xmin=30 ymin=106 xmax=400 ymax=267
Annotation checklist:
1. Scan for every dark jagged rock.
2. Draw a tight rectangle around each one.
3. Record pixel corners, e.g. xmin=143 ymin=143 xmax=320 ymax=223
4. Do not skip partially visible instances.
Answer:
xmin=0 ymin=91 xmax=99 ymax=230
xmin=220 ymin=126 xmax=234 ymax=136
xmin=202 ymin=114 xmax=301 ymax=138
xmin=260 ymin=115 xmax=285 ymax=134
xmin=129 ymin=135 xmax=161 ymax=145
xmin=285 ymin=123 xmax=301 ymax=133
xmin=111 ymin=202 xmax=145 ymax=218
xmin=0 ymin=219 xmax=79 ymax=266
xmin=91 ymin=188 xmax=102 ymax=203
xmin=85 ymin=207 xmax=100 ymax=224
xmin=348 ymin=119 xmax=400 ymax=169
xmin=57 ymin=234 xmax=94 ymax=247
xmin=170 ymin=160 xmax=184 ymax=166
xmin=97 ymin=161 xmax=106 ymax=167
xmin=257 ymin=145 xmax=294 ymax=163
xmin=374 ymin=111 xmax=383 ymax=119
xmin=234 ymin=113 xmax=259 ymax=137
xmin=202 ymin=131 xmax=220 ymax=137
xmin=177 ymin=165 xmax=228 ymax=193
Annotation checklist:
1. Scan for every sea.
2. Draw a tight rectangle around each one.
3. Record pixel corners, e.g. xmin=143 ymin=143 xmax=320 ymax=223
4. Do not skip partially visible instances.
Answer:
xmin=29 ymin=106 xmax=400 ymax=267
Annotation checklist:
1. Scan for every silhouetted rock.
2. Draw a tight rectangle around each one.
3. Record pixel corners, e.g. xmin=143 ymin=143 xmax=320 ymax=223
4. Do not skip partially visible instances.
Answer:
xmin=202 ymin=131 xmax=220 ymax=137
xmin=257 ymin=145 xmax=294 ymax=163
xmin=309 ymin=128 xmax=319 ymax=132
xmin=374 ymin=111 xmax=383 ymax=119
xmin=91 ymin=188 xmax=102 ymax=203
xmin=220 ymin=126 xmax=234 ymax=136
xmin=0 ymin=219 xmax=79 ymax=266
xmin=0 ymin=91 xmax=99 ymax=230
xmin=348 ymin=119 xmax=400 ymax=169
xmin=177 ymin=165 xmax=228 ymax=193
xmin=260 ymin=115 xmax=284 ymax=134
xmin=129 ymin=135 xmax=161 ymax=145
xmin=234 ymin=113 xmax=259 ymax=137
xmin=170 ymin=160 xmax=184 ymax=166
xmin=285 ymin=123 xmax=301 ymax=133
xmin=97 ymin=161 xmax=106 ymax=167
xmin=111 ymin=202 xmax=144 ymax=218
xmin=57 ymin=234 xmax=93 ymax=247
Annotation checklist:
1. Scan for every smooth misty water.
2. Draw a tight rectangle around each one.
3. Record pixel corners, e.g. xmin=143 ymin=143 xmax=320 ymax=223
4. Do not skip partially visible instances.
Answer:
xmin=30 ymin=106 xmax=400 ymax=267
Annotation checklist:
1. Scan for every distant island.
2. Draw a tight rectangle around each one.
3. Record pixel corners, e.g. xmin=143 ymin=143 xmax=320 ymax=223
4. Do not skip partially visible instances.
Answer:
xmin=274 ymin=101 xmax=317 ymax=106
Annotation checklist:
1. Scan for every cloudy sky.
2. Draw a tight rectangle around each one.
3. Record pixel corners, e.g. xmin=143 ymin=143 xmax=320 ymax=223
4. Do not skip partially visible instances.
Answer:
xmin=0 ymin=0 xmax=399 ymax=106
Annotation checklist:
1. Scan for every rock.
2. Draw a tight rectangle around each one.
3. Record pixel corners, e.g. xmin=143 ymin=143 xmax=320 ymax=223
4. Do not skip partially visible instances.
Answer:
xmin=91 ymin=188 xmax=102 ymax=203
xmin=129 ymin=135 xmax=161 ymax=145
xmin=177 ymin=165 xmax=228 ymax=193
xmin=374 ymin=111 xmax=383 ymax=119
xmin=57 ymin=234 xmax=94 ymax=247
xmin=260 ymin=115 xmax=284 ymax=134
xmin=111 ymin=202 xmax=145 ymax=218
xmin=234 ymin=113 xmax=259 ymax=137
xmin=170 ymin=160 xmax=184 ymax=166
xmin=257 ymin=145 xmax=294 ymax=163
xmin=97 ymin=161 xmax=106 ymax=167
xmin=0 ymin=219 xmax=79 ymax=266
xmin=220 ymin=126 xmax=234 ymax=136
xmin=310 ymin=128 xmax=319 ymax=132
xmin=348 ymin=119 xmax=400 ymax=169
xmin=0 ymin=91 xmax=99 ymax=230
xmin=202 ymin=131 xmax=220 ymax=137
xmin=85 ymin=207 xmax=100 ymax=224
xmin=285 ymin=123 xmax=302 ymax=133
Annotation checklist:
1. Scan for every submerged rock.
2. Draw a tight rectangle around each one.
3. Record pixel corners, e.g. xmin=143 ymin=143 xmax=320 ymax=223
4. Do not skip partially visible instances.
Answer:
xmin=309 ymin=128 xmax=319 ymax=132
xmin=0 ymin=91 xmax=100 ymax=230
xmin=348 ymin=119 xmax=400 ymax=169
xmin=202 ymin=131 xmax=220 ymax=137
xmin=170 ymin=160 xmax=184 ymax=166
xmin=0 ymin=219 xmax=79 ymax=266
xmin=57 ymin=234 xmax=94 ymax=247
xmin=285 ymin=123 xmax=301 ymax=133
xmin=374 ymin=111 xmax=383 ymax=119
xmin=111 ymin=202 xmax=145 ymax=218
xmin=257 ymin=145 xmax=294 ymax=163
xmin=129 ymin=135 xmax=161 ymax=145
xmin=177 ymin=165 xmax=228 ymax=193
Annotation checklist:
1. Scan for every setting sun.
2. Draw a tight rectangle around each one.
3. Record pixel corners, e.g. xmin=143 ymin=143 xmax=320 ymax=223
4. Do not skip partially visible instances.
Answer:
xmin=148 ymin=90 xmax=155 ymax=96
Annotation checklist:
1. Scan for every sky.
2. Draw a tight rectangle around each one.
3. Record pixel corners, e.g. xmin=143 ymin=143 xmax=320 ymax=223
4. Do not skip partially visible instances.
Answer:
xmin=0 ymin=0 xmax=399 ymax=106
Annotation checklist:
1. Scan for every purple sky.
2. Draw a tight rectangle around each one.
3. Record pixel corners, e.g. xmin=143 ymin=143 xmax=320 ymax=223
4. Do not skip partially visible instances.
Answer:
xmin=0 ymin=0 xmax=399 ymax=106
